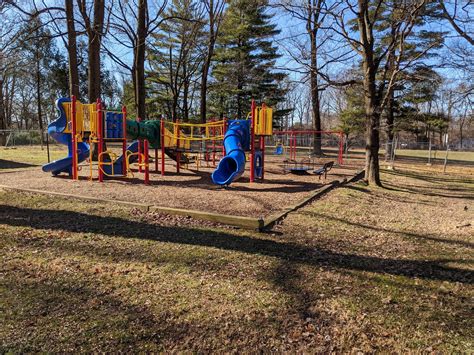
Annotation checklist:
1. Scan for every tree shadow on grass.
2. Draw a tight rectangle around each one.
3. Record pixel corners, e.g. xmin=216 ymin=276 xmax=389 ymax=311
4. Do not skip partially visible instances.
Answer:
xmin=300 ymin=210 xmax=474 ymax=250
xmin=383 ymin=182 xmax=474 ymax=200
xmin=382 ymin=168 xmax=474 ymax=185
xmin=1 ymin=274 xmax=168 ymax=352
xmin=0 ymin=159 xmax=36 ymax=170
xmin=0 ymin=204 xmax=472 ymax=285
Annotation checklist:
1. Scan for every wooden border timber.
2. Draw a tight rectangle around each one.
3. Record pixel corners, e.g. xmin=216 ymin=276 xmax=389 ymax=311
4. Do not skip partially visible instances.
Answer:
xmin=0 ymin=185 xmax=151 ymax=211
xmin=0 ymin=184 xmax=263 ymax=230
xmin=261 ymin=169 xmax=365 ymax=231
xmin=0 ymin=169 xmax=363 ymax=232
xmin=148 ymin=206 xmax=264 ymax=230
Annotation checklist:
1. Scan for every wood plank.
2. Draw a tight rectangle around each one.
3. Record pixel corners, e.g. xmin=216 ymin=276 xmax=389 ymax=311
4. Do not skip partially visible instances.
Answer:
xmin=148 ymin=205 xmax=264 ymax=230
xmin=0 ymin=184 xmax=263 ymax=230
xmin=0 ymin=185 xmax=151 ymax=211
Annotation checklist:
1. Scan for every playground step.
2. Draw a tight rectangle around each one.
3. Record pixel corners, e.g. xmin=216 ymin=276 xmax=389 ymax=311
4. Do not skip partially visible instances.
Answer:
xmin=165 ymin=148 xmax=192 ymax=164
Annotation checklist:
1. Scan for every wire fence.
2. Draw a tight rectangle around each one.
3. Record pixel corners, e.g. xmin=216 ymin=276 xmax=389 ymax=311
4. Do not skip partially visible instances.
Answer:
xmin=0 ymin=129 xmax=49 ymax=147
xmin=2 ymin=129 xmax=472 ymax=170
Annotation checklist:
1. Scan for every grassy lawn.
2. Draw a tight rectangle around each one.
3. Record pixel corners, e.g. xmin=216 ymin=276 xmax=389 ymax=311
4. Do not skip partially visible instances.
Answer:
xmin=1 ymin=145 xmax=67 ymax=168
xmin=394 ymin=149 xmax=474 ymax=163
xmin=1 ymin=164 xmax=472 ymax=351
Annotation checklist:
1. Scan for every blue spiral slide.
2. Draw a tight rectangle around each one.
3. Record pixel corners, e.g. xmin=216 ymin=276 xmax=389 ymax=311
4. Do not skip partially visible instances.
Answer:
xmin=42 ymin=98 xmax=90 ymax=176
xmin=211 ymin=120 xmax=250 ymax=186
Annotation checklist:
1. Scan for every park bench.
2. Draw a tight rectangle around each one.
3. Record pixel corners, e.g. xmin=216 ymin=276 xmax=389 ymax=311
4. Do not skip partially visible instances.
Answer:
xmin=313 ymin=161 xmax=334 ymax=180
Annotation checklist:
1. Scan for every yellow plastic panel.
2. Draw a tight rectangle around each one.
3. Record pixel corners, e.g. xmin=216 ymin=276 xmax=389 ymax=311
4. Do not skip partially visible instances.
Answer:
xmin=255 ymin=106 xmax=273 ymax=136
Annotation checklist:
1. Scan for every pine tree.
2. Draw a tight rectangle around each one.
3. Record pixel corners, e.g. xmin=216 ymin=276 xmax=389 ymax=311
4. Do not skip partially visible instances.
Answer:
xmin=147 ymin=0 xmax=205 ymax=121
xmin=210 ymin=0 xmax=286 ymax=118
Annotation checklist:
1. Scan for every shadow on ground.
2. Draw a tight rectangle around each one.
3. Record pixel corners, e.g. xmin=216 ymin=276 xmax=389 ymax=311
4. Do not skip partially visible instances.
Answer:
xmin=1 ymin=204 xmax=472 ymax=285
xmin=0 ymin=159 xmax=36 ymax=170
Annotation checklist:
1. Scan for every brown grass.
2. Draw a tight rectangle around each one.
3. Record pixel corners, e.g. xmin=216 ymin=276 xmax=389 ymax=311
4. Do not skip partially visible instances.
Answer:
xmin=0 ymin=148 xmax=473 ymax=352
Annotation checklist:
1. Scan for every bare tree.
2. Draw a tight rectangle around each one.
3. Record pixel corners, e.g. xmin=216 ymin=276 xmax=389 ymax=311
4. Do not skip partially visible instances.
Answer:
xmin=321 ymin=0 xmax=431 ymax=185
xmin=276 ymin=0 xmax=331 ymax=154
xmin=65 ymin=0 xmax=80 ymax=98
xmin=199 ymin=0 xmax=225 ymax=123
xmin=440 ymin=0 xmax=473 ymax=46
xmin=0 ymin=2 xmax=22 ymax=144
xmin=76 ymin=0 xmax=105 ymax=103
xmin=106 ymin=0 xmax=168 ymax=119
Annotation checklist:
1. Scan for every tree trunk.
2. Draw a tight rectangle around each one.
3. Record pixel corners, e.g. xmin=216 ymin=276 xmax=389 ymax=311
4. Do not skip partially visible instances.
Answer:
xmin=87 ymin=0 xmax=104 ymax=103
xmin=183 ymin=71 xmax=189 ymax=122
xmin=385 ymin=90 xmax=395 ymax=160
xmin=87 ymin=0 xmax=105 ymax=160
xmin=358 ymin=0 xmax=381 ymax=186
xmin=134 ymin=0 xmax=146 ymax=120
xmin=200 ymin=0 xmax=221 ymax=123
xmin=88 ymin=37 xmax=101 ymax=102
xmin=364 ymin=107 xmax=381 ymax=185
xmin=200 ymin=18 xmax=213 ymax=123
xmin=172 ymin=98 xmax=178 ymax=122
xmin=200 ymin=56 xmax=211 ymax=123
xmin=65 ymin=0 xmax=80 ymax=98
xmin=309 ymin=24 xmax=322 ymax=155
xmin=36 ymin=39 xmax=44 ymax=145
xmin=237 ymin=82 xmax=243 ymax=119
xmin=0 ymin=79 xmax=6 ymax=146
xmin=361 ymin=54 xmax=381 ymax=185
xmin=363 ymin=73 xmax=382 ymax=184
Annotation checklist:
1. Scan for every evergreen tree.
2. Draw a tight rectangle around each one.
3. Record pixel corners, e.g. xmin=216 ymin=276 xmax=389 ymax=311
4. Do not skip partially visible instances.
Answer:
xmin=210 ymin=0 xmax=286 ymax=118
xmin=147 ymin=0 xmax=205 ymax=121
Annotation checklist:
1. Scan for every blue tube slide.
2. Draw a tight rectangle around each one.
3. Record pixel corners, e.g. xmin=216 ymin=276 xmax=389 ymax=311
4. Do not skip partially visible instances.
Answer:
xmin=42 ymin=98 xmax=90 ymax=176
xmin=212 ymin=120 xmax=250 ymax=186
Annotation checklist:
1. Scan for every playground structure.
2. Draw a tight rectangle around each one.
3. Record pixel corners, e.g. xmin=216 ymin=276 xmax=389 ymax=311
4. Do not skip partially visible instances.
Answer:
xmin=212 ymin=101 xmax=273 ymax=185
xmin=42 ymin=97 xmax=273 ymax=186
xmin=267 ymin=130 xmax=344 ymax=174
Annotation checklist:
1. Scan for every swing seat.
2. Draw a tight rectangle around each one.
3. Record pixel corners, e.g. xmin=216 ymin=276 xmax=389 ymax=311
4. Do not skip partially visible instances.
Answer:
xmin=313 ymin=161 xmax=334 ymax=179
xmin=288 ymin=166 xmax=311 ymax=175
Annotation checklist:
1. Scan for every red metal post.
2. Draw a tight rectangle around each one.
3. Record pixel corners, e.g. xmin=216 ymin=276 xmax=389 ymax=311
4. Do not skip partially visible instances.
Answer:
xmin=250 ymin=99 xmax=256 ymax=183
xmin=137 ymin=117 xmax=143 ymax=173
xmin=260 ymin=134 xmax=265 ymax=180
xmin=160 ymin=118 xmax=165 ymax=176
xmin=222 ymin=117 xmax=227 ymax=157
xmin=292 ymin=134 xmax=296 ymax=160
xmin=144 ymin=139 xmax=149 ymax=184
xmin=97 ymin=98 xmax=103 ymax=182
xmin=339 ymin=132 xmax=344 ymax=165
xmin=71 ymin=95 xmax=78 ymax=180
xmin=288 ymin=133 xmax=292 ymax=160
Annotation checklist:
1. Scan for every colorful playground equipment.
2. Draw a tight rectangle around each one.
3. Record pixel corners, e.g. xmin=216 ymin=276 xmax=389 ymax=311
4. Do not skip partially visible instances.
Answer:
xmin=42 ymin=97 xmax=153 ymax=183
xmin=42 ymin=97 xmax=272 ymax=186
xmin=42 ymin=97 xmax=92 ymax=176
xmin=269 ymin=130 xmax=344 ymax=174
xmin=212 ymin=101 xmax=272 ymax=185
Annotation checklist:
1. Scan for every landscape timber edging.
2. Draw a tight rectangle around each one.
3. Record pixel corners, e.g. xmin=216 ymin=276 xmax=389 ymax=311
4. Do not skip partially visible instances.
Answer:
xmin=0 ymin=184 xmax=263 ymax=230
xmin=148 ymin=205 xmax=264 ymax=230
xmin=261 ymin=169 xmax=365 ymax=231
xmin=0 ymin=185 xmax=151 ymax=211
xmin=0 ymin=169 xmax=364 ymax=232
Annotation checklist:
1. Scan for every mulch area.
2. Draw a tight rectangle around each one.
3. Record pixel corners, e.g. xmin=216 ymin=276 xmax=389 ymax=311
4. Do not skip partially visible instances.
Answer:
xmin=0 ymin=156 xmax=361 ymax=218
